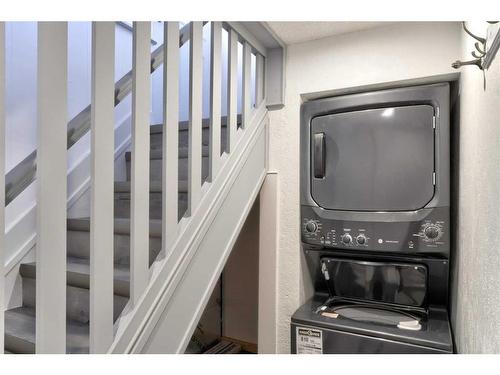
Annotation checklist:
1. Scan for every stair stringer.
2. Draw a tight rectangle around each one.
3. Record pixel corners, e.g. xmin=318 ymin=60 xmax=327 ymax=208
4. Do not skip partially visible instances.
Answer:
xmin=109 ymin=104 xmax=268 ymax=353
xmin=142 ymin=125 xmax=267 ymax=353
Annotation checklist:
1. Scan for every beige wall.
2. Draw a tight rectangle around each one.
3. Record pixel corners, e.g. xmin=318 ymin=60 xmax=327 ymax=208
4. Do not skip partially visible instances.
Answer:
xmin=450 ymin=24 xmax=500 ymax=353
xmin=267 ymin=22 xmax=462 ymax=353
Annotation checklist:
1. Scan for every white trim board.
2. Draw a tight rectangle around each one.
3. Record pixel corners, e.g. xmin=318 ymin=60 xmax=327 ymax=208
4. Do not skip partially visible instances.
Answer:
xmin=257 ymin=171 xmax=279 ymax=353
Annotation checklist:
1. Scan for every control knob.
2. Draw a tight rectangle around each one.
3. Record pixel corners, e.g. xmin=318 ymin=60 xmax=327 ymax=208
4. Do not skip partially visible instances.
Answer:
xmin=341 ymin=233 xmax=353 ymax=245
xmin=305 ymin=221 xmax=318 ymax=233
xmin=424 ymin=225 xmax=441 ymax=240
xmin=356 ymin=234 xmax=367 ymax=245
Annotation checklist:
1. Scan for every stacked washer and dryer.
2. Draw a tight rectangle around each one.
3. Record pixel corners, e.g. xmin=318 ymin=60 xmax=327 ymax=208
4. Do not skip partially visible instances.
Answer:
xmin=291 ymin=83 xmax=454 ymax=354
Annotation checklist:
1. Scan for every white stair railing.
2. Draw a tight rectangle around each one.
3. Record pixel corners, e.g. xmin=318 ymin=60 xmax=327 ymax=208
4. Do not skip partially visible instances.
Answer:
xmin=187 ymin=21 xmax=203 ymax=216
xmin=208 ymin=22 xmax=222 ymax=182
xmin=129 ymin=21 xmax=151 ymax=306
xmin=1 ymin=21 xmax=267 ymax=354
xmin=36 ymin=22 xmax=68 ymax=353
xmin=227 ymin=28 xmax=238 ymax=153
xmin=89 ymin=21 xmax=115 ymax=354
xmin=3 ymin=23 xmax=198 ymax=207
xmin=256 ymin=53 xmax=265 ymax=107
xmin=242 ymin=41 xmax=252 ymax=128
xmin=162 ymin=22 xmax=180 ymax=254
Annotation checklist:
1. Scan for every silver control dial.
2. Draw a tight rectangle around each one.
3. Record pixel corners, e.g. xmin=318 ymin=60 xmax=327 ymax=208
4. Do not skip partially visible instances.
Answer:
xmin=341 ymin=233 xmax=353 ymax=245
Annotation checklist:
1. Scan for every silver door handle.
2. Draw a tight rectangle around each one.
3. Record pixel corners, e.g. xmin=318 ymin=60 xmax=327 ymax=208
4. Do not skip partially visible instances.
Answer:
xmin=313 ymin=132 xmax=325 ymax=178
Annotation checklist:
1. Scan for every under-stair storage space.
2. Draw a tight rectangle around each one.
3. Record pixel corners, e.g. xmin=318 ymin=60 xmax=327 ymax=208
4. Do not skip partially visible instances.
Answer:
xmin=185 ymin=198 xmax=260 ymax=354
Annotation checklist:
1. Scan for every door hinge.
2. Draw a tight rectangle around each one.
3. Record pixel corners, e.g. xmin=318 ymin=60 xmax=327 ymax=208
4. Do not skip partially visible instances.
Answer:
xmin=432 ymin=172 xmax=436 ymax=185
xmin=432 ymin=116 xmax=436 ymax=129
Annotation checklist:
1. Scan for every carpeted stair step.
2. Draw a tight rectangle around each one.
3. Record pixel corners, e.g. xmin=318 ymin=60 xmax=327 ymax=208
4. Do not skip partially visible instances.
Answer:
xmin=20 ymin=258 xmax=129 ymax=324
xmin=4 ymin=306 xmax=90 ymax=354
xmin=66 ymin=218 xmax=162 ymax=266
xmin=149 ymin=123 xmax=228 ymax=152
xmin=113 ymin=180 xmax=188 ymax=221
xmin=125 ymin=149 xmax=210 ymax=182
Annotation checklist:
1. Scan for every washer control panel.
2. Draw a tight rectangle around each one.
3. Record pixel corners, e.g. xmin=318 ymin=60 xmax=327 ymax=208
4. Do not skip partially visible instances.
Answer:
xmin=302 ymin=218 xmax=372 ymax=249
xmin=301 ymin=206 xmax=450 ymax=256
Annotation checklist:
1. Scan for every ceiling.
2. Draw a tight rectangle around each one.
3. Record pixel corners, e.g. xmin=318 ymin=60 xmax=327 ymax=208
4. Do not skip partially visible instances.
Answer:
xmin=266 ymin=22 xmax=394 ymax=45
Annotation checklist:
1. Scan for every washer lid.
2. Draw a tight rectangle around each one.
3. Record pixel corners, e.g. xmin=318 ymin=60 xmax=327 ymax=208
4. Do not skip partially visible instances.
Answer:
xmin=310 ymin=105 xmax=435 ymax=211
xmin=321 ymin=257 xmax=428 ymax=308
xmin=320 ymin=305 xmax=422 ymax=331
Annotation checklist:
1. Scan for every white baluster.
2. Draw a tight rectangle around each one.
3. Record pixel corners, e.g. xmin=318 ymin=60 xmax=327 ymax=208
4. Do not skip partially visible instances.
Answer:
xmin=256 ymin=54 xmax=265 ymax=106
xmin=209 ymin=22 xmax=222 ymax=182
xmin=0 ymin=21 xmax=5 ymax=354
xmin=36 ymin=22 xmax=68 ymax=354
xmin=130 ymin=22 xmax=151 ymax=305
xmin=90 ymin=21 xmax=115 ymax=353
xmin=227 ymin=28 xmax=238 ymax=153
xmin=187 ymin=22 xmax=203 ymax=216
xmin=242 ymin=41 xmax=252 ymax=128
xmin=162 ymin=22 xmax=180 ymax=253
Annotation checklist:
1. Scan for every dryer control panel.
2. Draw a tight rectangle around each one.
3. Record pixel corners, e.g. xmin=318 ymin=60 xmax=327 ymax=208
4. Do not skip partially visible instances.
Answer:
xmin=301 ymin=205 xmax=450 ymax=257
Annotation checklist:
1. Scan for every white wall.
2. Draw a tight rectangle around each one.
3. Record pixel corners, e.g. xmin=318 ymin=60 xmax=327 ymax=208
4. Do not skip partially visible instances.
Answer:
xmin=266 ymin=22 xmax=462 ymax=353
xmin=4 ymin=22 xmax=37 ymax=173
xmin=450 ymin=24 xmax=500 ymax=353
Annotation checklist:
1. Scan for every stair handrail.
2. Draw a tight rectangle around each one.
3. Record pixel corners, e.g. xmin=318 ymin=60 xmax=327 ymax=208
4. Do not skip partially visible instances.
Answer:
xmin=4 ymin=22 xmax=205 ymax=206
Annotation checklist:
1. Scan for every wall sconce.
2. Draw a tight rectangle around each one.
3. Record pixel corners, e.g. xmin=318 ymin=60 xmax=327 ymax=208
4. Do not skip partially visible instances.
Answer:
xmin=452 ymin=21 xmax=499 ymax=71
